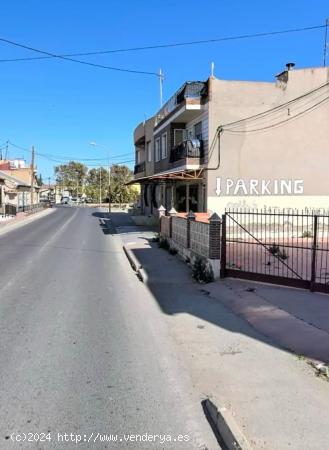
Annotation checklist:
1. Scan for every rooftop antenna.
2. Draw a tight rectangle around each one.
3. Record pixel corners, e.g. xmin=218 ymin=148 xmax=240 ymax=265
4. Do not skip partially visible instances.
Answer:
xmin=211 ymin=61 xmax=215 ymax=77
xmin=324 ymin=18 xmax=329 ymax=67
xmin=159 ymin=68 xmax=164 ymax=108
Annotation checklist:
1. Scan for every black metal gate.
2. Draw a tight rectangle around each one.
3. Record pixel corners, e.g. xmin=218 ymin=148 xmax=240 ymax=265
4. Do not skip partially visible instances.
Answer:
xmin=220 ymin=209 xmax=329 ymax=293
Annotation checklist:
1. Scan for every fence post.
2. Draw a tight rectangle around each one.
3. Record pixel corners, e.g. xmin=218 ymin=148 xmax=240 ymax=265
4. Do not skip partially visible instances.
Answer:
xmin=158 ymin=205 xmax=166 ymax=234
xmin=169 ymin=207 xmax=177 ymax=238
xmin=208 ymin=212 xmax=221 ymax=259
xmin=186 ymin=211 xmax=196 ymax=248
xmin=310 ymin=215 xmax=318 ymax=292
xmin=220 ymin=214 xmax=227 ymax=278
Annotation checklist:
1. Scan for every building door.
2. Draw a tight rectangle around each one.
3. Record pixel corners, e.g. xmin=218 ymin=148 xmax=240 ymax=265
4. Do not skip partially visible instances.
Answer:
xmin=165 ymin=186 xmax=172 ymax=211
xmin=188 ymin=184 xmax=199 ymax=212
xmin=176 ymin=185 xmax=187 ymax=212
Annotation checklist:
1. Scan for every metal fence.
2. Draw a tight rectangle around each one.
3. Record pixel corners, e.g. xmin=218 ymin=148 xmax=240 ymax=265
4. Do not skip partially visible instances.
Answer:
xmin=4 ymin=204 xmax=17 ymax=216
xmin=221 ymin=209 xmax=329 ymax=293
xmin=17 ymin=203 xmax=46 ymax=213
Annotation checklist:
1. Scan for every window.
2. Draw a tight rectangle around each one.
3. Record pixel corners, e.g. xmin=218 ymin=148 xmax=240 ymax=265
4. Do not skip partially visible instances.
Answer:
xmin=146 ymin=141 xmax=152 ymax=162
xmin=155 ymin=138 xmax=161 ymax=162
xmin=194 ymin=121 xmax=202 ymax=140
xmin=161 ymin=133 xmax=167 ymax=159
xmin=174 ymin=129 xmax=184 ymax=146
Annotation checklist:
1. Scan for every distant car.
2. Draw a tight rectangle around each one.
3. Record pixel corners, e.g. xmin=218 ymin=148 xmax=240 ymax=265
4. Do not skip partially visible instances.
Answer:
xmin=61 ymin=197 xmax=70 ymax=205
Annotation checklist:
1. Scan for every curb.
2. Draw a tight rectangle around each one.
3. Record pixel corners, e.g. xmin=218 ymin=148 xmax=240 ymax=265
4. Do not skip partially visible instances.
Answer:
xmin=123 ymin=244 xmax=142 ymax=272
xmin=203 ymin=399 xmax=252 ymax=450
xmin=137 ymin=267 xmax=148 ymax=283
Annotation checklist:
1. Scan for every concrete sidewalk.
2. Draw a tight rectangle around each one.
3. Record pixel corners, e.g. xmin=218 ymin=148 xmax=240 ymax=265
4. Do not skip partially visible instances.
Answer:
xmin=206 ymin=279 xmax=329 ymax=363
xmin=117 ymin=224 xmax=329 ymax=450
xmin=0 ymin=207 xmax=55 ymax=236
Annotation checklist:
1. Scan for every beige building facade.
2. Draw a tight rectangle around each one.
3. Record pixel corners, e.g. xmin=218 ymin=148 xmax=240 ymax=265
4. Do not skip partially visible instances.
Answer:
xmin=132 ymin=65 xmax=329 ymax=215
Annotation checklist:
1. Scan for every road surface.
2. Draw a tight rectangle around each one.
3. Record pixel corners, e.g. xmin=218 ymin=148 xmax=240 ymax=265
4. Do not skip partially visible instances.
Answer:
xmin=0 ymin=207 xmax=217 ymax=449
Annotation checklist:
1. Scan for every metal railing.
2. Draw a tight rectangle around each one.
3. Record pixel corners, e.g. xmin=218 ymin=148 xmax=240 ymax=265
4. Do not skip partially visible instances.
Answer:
xmin=155 ymin=81 xmax=208 ymax=126
xmin=4 ymin=204 xmax=17 ymax=216
xmin=221 ymin=208 xmax=329 ymax=293
xmin=134 ymin=161 xmax=146 ymax=174
xmin=170 ymin=139 xmax=204 ymax=163
xmin=17 ymin=203 xmax=47 ymax=213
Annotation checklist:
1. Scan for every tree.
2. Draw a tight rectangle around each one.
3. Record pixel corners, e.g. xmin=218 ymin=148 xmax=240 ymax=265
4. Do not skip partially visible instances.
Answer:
xmin=85 ymin=167 xmax=109 ymax=203
xmin=55 ymin=161 xmax=88 ymax=196
xmin=109 ymin=164 xmax=138 ymax=205
xmin=36 ymin=174 xmax=43 ymax=186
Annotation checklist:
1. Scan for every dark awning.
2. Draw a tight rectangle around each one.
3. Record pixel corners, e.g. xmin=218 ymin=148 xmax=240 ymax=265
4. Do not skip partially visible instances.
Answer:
xmin=126 ymin=168 xmax=203 ymax=185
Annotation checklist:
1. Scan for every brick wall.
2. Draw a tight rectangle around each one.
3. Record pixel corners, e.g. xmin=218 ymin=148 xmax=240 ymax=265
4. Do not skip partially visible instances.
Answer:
xmin=172 ymin=216 xmax=188 ymax=248
xmin=190 ymin=220 xmax=210 ymax=258
xmin=160 ymin=216 xmax=171 ymax=238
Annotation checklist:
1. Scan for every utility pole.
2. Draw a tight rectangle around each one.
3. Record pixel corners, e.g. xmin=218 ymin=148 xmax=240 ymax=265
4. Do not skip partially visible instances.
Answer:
xmin=108 ymin=161 xmax=111 ymax=212
xmin=99 ymin=167 xmax=102 ymax=206
xmin=324 ymin=18 xmax=329 ymax=67
xmin=30 ymin=146 xmax=35 ymax=207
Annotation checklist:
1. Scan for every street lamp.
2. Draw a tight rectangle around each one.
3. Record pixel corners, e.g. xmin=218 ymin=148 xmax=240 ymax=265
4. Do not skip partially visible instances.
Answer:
xmin=89 ymin=142 xmax=111 ymax=211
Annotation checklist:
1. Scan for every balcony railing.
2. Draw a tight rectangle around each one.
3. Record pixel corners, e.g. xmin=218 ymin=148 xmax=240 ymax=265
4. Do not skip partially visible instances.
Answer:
xmin=170 ymin=139 xmax=204 ymax=163
xmin=134 ymin=161 xmax=146 ymax=175
xmin=155 ymin=81 xmax=208 ymax=126
xmin=4 ymin=203 xmax=17 ymax=216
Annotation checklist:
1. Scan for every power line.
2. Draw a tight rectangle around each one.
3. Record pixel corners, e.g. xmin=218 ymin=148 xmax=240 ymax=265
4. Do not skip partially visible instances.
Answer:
xmin=86 ymin=159 xmax=134 ymax=167
xmin=223 ymin=95 xmax=329 ymax=133
xmin=0 ymin=37 xmax=159 ymax=76
xmin=7 ymin=141 xmax=133 ymax=162
xmin=0 ymin=24 xmax=325 ymax=63
xmin=224 ymin=86 xmax=329 ymax=132
xmin=222 ymin=80 xmax=329 ymax=129
xmin=206 ymin=80 xmax=329 ymax=160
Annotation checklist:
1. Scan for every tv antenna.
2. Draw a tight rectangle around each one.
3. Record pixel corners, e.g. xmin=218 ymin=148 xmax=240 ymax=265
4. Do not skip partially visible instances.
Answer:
xmin=159 ymin=69 xmax=164 ymax=107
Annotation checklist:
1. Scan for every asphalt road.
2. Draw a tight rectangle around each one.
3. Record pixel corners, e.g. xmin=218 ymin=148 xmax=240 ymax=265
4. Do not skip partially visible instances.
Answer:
xmin=0 ymin=207 xmax=217 ymax=449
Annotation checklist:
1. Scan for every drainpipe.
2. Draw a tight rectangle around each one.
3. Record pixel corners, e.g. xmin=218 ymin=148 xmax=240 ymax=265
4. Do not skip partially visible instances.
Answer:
xmin=205 ymin=126 xmax=223 ymax=172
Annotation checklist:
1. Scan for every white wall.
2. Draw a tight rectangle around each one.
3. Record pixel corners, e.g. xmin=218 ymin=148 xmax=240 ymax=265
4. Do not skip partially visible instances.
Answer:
xmin=206 ymin=68 xmax=329 ymax=213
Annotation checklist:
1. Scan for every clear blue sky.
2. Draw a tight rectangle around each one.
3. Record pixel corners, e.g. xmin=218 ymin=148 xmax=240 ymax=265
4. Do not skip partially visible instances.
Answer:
xmin=0 ymin=0 xmax=327 ymax=181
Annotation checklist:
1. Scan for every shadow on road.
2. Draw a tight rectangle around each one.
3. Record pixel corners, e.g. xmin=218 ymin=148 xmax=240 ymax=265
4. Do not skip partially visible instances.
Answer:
xmin=92 ymin=212 xmax=116 ymax=235
xmin=98 ymin=210 xmax=329 ymax=362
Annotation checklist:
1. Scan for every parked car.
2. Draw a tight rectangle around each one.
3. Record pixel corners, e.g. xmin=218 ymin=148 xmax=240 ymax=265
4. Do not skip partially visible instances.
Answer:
xmin=61 ymin=197 xmax=70 ymax=205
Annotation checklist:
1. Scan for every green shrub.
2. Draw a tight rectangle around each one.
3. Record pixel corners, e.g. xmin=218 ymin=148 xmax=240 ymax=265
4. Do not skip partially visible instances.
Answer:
xmin=153 ymin=232 xmax=160 ymax=242
xmin=268 ymin=243 xmax=280 ymax=255
xmin=268 ymin=243 xmax=289 ymax=260
xmin=278 ymin=249 xmax=289 ymax=260
xmin=301 ymin=230 xmax=313 ymax=238
xmin=192 ymin=256 xmax=214 ymax=284
xmin=158 ymin=237 xmax=170 ymax=250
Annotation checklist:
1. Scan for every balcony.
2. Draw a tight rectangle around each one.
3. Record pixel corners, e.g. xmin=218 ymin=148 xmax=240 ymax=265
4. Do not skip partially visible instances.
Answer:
xmin=170 ymin=139 xmax=204 ymax=164
xmin=134 ymin=161 xmax=146 ymax=176
xmin=155 ymin=81 xmax=208 ymax=128
xmin=134 ymin=122 xmax=146 ymax=146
